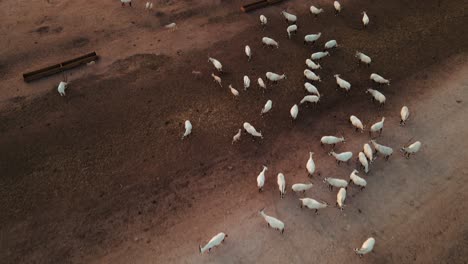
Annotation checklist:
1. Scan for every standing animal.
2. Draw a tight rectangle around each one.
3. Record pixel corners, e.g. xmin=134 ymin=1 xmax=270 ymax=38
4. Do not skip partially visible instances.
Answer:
xmin=355 ymin=237 xmax=376 ymax=257
xmin=292 ymin=183 xmax=313 ymax=194
xmin=287 ymin=25 xmax=298 ymax=39
xmin=370 ymin=73 xmax=390 ymax=85
xmin=277 ymin=173 xmax=286 ymax=198
xmin=300 ymin=95 xmax=320 ymax=105
xmin=304 ymin=69 xmax=321 ymax=82
xmin=324 ymin=177 xmax=348 ymax=190
xmin=208 ymin=57 xmax=223 ymax=72
xmin=199 ymin=232 xmax=227 ymax=254
xmin=336 ymin=188 xmax=346 ymax=210
xmin=211 ymin=73 xmax=222 ymax=87
xmin=306 ymin=152 xmax=316 ymax=176
xmin=262 ymin=37 xmax=279 ymax=48
xmin=311 ymin=51 xmax=329 ymax=60
xmin=363 ymin=143 xmax=374 ymax=163
xmin=371 ymin=140 xmax=393 ymax=160
xmin=57 ymin=81 xmax=68 ymax=96
xmin=299 ymin=198 xmax=328 ymax=214
xmin=261 ymin=100 xmax=273 ymax=115
xmin=305 ymin=59 xmax=321 ymax=70
xmin=366 ymin=89 xmax=386 ymax=106
xmin=281 ymin=11 xmax=297 ymax=23
xmin=362 ymin=11 xmax=369 ymax=27
xmin=334 ymin=1 xmax=341 ymax=14
xmin=304 ymin=82 xmax=320 ymax=96
xmin=349 ymin=169 xmax=367 ymax=190
xmin=358 ymin=152 xmax=369 ymax=173
xmin=245 ymin=45 xmax=252 ymax=61
xmin=350 ymin=115 xmax=364 ymax=132
xmin=334 ymin=74 xmax=351 ymax=93
xmin=266 ymin=72 xmax=286 ymax=83
xmin=324 ymin=40 xmax=338 ymax=50
xmin=258 ymin=78 xmax=267 ymax=90
xmin=232 ymin=129 xmax=241 ymax=144
xmin=400 ymin=106 xmax=409 ymax=125
xmin=259 ymin=208 xmax=285 ymax=233
xmin=243 ymin=122 xmax=263 ymax=138
xmin=290 ymin=104 xmax=299 ymax=120
xmin=121 ymin=0 xmax=132 ymax=7
xmin=244 ymin=75 xmax=250 ymax=90
xmin=329 ymin=151 xmax=353 ymax=164
xmin=164 ymin=23 xmax=177 ymax=30
xmin=320 ymin=136 xmax=345 ymax=147
xmin=145 ymin=2 xmax=153 ymax=10
xmin=182 ymin=120 xmax=192 ymax=140
xmin=370 ymin=117 xmax=385 ymax=137
xmin=229 ymin=84 xmax=239 ymax=97
xmin=310 ymin=6 xmax=324 ymax=16
xmin=304 ymin=33 xmax=322 ymax=44
xmin=260 ymin=15 xmax=267 ymax=27
xmin=401 ymin=141 xmax=422 ymax=158
xmin=356 ymin=51 xmax=371 ymax=66
xmin=257 ymin=165 xmax=268 ymax=192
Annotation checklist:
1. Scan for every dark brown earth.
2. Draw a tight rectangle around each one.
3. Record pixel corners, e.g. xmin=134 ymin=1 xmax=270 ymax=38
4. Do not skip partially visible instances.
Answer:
xmin=0 ymin=0 xmax=467 ymax=263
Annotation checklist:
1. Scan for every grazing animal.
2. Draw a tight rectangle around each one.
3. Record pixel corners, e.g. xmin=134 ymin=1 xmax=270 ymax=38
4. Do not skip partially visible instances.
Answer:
xmin=370 ymin=117 xmax=385 ymax=137
xmin=371 ymin=140 xmax=393 ymax=160
xmin=349 ymin=169 xmax=367 ymax=190
xmin=290 ymin=104 xmax=299 ymax=120
xmin=336 ymin=188 xmax=347 ymax=210
xmin=300 ymin=95 xmax=320 ymax=105
xmin=304 ymin=33 xmax=322 ymax=44
xmin=262 ymin=37 xmax=279 ymax=48
xmin=199 ymin=232 xmax=227 ymax=254
xmin=401 ymin=141 xmax=422 ymax=158
xmin=321 ymin=136 xmax=345 ymax=147
xmin=350 ymin=115 xmax=364 ymax=132
xmin=164 ymin=23 xmax=177 ymax=31
xmin=400 ymin=106 xmax=409 ymax=125
xmin=311 ymin=51 xmax=329 ymax=60
xmin=299 ymin=198 xmax=328 ymax=214
xmin=243 ymin=122 xmax=263 ymax=138
xmin=310 ymin=5 xmax=324 ymax=16
xmin=355 ymin=237 xmax=376 ymax=257
xmin=281 ymin=11 xmax=297 ymax=23
xmin=260 ymin=15 xmax=267 ymax=27
xmin=358 ymin=152 xmax=369 ymax=173
xmin=305 ymin=59 xmax=321 ymax=70
xmin=208 ymin=57 xmax=223 ymax=72
xmin=304 ymin=69 xmax=321 ymax=82
xmin=334 ymin=74 xmax=351 ymax=93
xmin=244 ymin=75 xmax=250 ymax=90
xmin=266 ymin=72 xmax=286 ymax=83
xmin=245 ymin=45 xmax=252 ymax=61
xmin=261 ymin=100 xmax=273 ymax=115
xmin=363 ymin=143 xmax=374 ymax=163
xmin=366 ymin=88 xmax=386 ymax=106
xmin=57 ymin=81 xmax=68 ymax=96
xmin=211 ymin=73 xmax=222 ymax=87
xmin=287 ymin=25 xmax=298 ymax=39
xmin=362 ymin=11 xmax=369 ymax=27
xmin=324 ymin=177 xmax=348 ymax=190
xmin=370 ymin=73 xmax=390 ymax=85
xmin=229 ymin=84 xmax=239 ymax=97
xmin=260 ymin=208 xmax=285 ymax=233
xmin=306 ymin=152 xmax=316 ymax=176
xmin=324 ymin=40 xmax=338 ymax=50
xmin=257 ymin=165 xmax=268 ymax=192
xmin=292 ymin=183 xmax=313 ymax=194
xmin=258 ymin=78 xmax=267 ymax=90
xmin=277 ymin=173 xmax=286 ymax=198
xmin=356 ymin=51 xmax=371 ymax=66
xmin=329 ymin=151 xmax=353 ymax=164
xmin=232 ymin=129 xmax=241 ymax=144
xmin=182 ymin=120 xmax=192 ymax=139
xmin=304 ymin=82 xmax=320 ymax=96
xmin=334 ymin=1 xmax=341 ymax=14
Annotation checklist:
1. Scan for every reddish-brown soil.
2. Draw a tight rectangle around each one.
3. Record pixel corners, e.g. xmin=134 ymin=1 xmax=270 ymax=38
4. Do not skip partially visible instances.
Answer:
xmin=1 ymin=0 xmax=467 ymax=263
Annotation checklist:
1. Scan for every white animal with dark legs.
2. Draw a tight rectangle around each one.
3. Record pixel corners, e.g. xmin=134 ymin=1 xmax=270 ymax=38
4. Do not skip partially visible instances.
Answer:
xmin=321 ymin=136 xmax=345 ymax=147
xmin=356 ymin=51 xmax=371 ymax=66
xmin=329 ymin=151 xmax=353 ymax=164
xmin=258 ymin=78 xmax=267 ymax=90
xmin=311 ymin=51 xmax=329 ymax=60
xmin=260 ymin=15 xmax=267 ymax=27
xmin=262 ymin=37 xmax=279 ymax=48
xmin=304 ymin=69 xmax=321 ymax=82
xmin=245 ymin=45 xmax=251 ymax=61
xmin=310 ymin=6 xmax=324 ymax=16
xmin=199 ymin=232 xmax=227 ymax=254
xmin=324 ymin=177 xmax=348 ymax=191
xmin=211 ymin=73 xmax=222 ymax=87
xmin=306 ymin=152 xmax=316 ymax=176
xmin=334 ymin=1 xmax=341 ymax=14
xmin=299 ymin=198 xmax=328 ymax=214
xmin=208 ymin=57 xmax=223 ymax=72
xmin=324 ymin=40 xmax=338 ymax=50
xmin=304 ymin=82 xmax=320 ymax=96
xmin=370 ymin=117 xmax=385 ymax=137
xmin=182 ymin=120 xmax=192 ymax=140
xmin=244 ymin=75 xmax=250 ymax=90
xmin=229 ymin=85 xmax=239 ymax=97
xmin=290 ymin=104 xmax=299 ymax=120
xmin=281 ymin=11 xmax=297 ymax=23
xmin=260 ymin=208 xmax=285 ymax=233
xmin=261 ymin=100 xmax=272 ymax=115
xmin=363 ymin=143 xmax=374 ymax=163
xmin=366 ymin=89 xmax=386 ymax=106
xmin=336 ymin=188 xmax=346 ymax=210
xmin=305 ymin=59 xmax=321 ymax=70
xmin=257 ymin=165 xmax=267 ymax=192
xmin=401 ymin=141 xmax=421 ymax=158
xmin=304 ymin=33 xmax=321 ymax=44
xmin=334 ymin=74 xmax=351 ymax=93
xmin=355 ymin=237 xmax=375 ymax=257
xmin=400 ymin=106 xmax=409 ymax=125
xmin=243 ymin=122 xmax=263 ymax=138
xmin=287 ymin=25 xmax=298 ymax=39
xmin=370 ymin=73 xmax=390 ymax=85
xmin=57 ymin=81 xmax=68 ymax=96
xmin=292 ymin=183 xmax=313 ymax=194
xmin=349 ymin=169 xmax=367 ymax=190
xmin=300 ymin=95 xmax=320 ymax=106
xmin=371 ymin=140 xmax=393 ymax=160
xmin=358 ymin=152 xmax=369 ymax=173
xmin=232 ymin=129 xmax=241 ymax=144
xmin=362 ymin=11 xmax=369 ymax=27
xmin=350 ymin=115 xmax=364 ymax=132
xmin=266 ymin=72 xmax=286 ymax=83
xmin=277 ymin=173 xmax=286 ymax=198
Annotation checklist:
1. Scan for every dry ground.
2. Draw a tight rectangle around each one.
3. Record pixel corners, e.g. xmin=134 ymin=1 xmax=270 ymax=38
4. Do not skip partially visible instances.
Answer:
xmin=0 ymin=0 xmax=467 ymax=263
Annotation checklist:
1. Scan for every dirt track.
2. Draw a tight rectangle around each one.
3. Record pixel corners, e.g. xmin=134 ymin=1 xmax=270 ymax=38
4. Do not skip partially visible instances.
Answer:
xmin=0 ymin=0 xmax=467 ymax=263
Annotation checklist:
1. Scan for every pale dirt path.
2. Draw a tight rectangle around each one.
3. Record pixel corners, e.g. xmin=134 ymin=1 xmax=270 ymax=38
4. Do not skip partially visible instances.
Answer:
xmin=92 ymin=56 xmax=468 ymax=264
